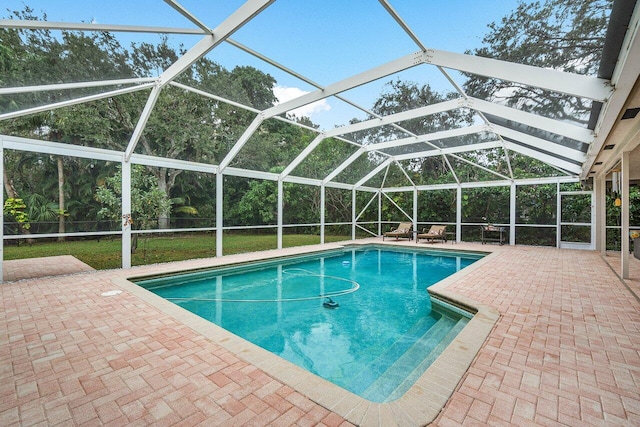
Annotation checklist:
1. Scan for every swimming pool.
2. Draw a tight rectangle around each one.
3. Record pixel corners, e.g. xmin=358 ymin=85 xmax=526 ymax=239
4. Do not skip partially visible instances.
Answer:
xmin=135 ymin=245 xmax=483 ymax=402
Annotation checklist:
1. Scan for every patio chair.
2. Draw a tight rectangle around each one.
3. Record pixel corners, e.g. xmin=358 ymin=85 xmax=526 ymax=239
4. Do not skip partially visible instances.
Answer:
xmin=383 ymin=222 xmax=413 ymax=241
xmin=416 ymin=225 xmax=447 ymax=244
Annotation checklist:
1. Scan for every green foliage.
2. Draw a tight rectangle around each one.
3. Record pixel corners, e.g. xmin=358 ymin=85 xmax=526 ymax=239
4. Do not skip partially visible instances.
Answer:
xmin=3 ymin=197 xmax=30 ymax=229
xmin=325 ymin=188 xmax=352 ymax=224
xmin=516 ymin=184 xmax=556 ymax=225
xmin=293 ymin=137 xmax=359 ymax=180
xmin=462 ymin=187 xmax=510 ymax=224
xmin=232 ymin=118 xmax=316 ymax=172
xmin=380 ymin=191 xmax=411 ymax=223
xmin=464 ymin=0 xmax=612 ymax=122
xmin=417 ymin=189 xmax=456 ymax=223
xmin=237 ymin=178 xmax=278 ymax=225
xmin=95 ymin=165 xmax=172 ymax=230
xmin=234 ymin=168 xmax=321 ymax=227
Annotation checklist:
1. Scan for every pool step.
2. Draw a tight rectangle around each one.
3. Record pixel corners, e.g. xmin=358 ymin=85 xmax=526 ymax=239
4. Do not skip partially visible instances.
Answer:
xmin=348 ymin=314 xmax=456 ymax=397
xmin=361 ymin=316 xmax=469 ymax=402
xmin=346 ymin=314 xmax=441 ymax=395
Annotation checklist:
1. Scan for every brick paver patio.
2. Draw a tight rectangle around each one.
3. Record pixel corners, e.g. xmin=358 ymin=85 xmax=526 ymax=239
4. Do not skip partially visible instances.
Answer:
xmin=1 ymin=241 xmax=639 ymax=426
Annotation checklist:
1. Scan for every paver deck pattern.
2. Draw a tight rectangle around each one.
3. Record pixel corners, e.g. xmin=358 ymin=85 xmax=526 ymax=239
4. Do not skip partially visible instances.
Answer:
xmin=1 ymin=241 xmax=639 ymax=426
xmin=2 ymin=255 xmax=95 ymax=282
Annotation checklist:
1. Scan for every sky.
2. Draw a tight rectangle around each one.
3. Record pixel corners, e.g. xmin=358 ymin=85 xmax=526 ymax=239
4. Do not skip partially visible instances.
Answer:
xmin=3 ymin=0 xmax=526 ymax=129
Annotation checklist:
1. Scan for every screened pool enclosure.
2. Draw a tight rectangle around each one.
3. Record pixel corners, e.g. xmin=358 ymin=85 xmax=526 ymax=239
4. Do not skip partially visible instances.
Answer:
xmin=1 ymin=0 xmax=640 ymax=278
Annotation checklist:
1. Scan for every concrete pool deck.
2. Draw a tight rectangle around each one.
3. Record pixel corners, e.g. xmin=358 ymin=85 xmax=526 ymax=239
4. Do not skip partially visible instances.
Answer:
xmin=1 ymin=240 xmax=639 ymax=426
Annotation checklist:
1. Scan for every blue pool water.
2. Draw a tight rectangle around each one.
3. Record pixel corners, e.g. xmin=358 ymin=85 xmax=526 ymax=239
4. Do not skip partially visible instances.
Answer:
xmin=136 ymin=245 xmax=483 ymax=402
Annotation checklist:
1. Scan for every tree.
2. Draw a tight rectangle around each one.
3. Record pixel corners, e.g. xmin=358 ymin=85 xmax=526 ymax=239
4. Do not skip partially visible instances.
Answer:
xmin=95 ymin=165 xmax=171 ymax=252
xmin=464 ymin=0 xmax=612 ymax=123
xmin=0 ymin=7 xmax=135 ymax=237
xmin=114 ymin=42 xmax=281 ymax=228
xmin=353 ymin=79 xmax=473 ymax=184
xmin=0 ymin=9 xmax=282 ymax=231
xmin=235 ymin=167 xmax=321 ymax=229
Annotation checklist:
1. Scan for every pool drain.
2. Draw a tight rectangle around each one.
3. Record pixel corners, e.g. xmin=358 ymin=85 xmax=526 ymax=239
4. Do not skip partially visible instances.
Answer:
xmin=101 ymin=290 xmax=122 ymax=297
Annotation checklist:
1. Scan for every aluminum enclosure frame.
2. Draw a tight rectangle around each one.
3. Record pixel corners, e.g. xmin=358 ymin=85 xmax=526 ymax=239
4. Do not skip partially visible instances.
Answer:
xmin=1 ymin=0 xmax=637 ymax=279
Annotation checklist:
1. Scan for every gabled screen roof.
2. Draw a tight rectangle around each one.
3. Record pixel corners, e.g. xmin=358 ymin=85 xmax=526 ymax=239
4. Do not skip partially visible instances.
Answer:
xmin=0 ymin=0 xmax=627 ymax=190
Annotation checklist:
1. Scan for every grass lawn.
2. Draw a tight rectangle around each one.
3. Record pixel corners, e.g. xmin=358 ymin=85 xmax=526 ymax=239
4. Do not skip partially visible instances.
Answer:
xmin=3 ymin=233 xmax=352 ymax=270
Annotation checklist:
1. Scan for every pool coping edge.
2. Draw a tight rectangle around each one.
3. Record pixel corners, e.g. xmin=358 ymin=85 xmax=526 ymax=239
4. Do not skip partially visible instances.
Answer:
xmin=112 ymin=244 xmax=500 ymax=427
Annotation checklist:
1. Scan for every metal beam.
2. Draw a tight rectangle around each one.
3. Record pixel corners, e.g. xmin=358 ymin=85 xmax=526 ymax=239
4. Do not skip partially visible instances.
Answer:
xmin=163 ymin=0 xmax=213 ymax=34
xmin=393 ymin=140 xmax=503 ymax=161
xmin=263 ymin=51 xmax=426 ymax=119
xmin=491 ymin=124 xmax=586 ymax=163
xmin=121 ymin=161 xmax=132 ymax=268
xmin=0 ymin=83 xmax=155 ymax=121
xmin=450 ymin=153 xmax=511 ymax=181
xmin=0 ymin=18 xmax=205 ymax=34
xmin=216 ymin=172 xmax=223 ymax=256
xmin=325 ymin=181 xmax=359 ymax=191
xmin=170 ymin=81 xmax=260 ymax=113
xmin=157 ymin=37 xmax=217 ymax=88
xmin=325 ymin=98 xmax=464 ymax=138
xmin=156 ymin=0 xmax=275 ymax=88
xmin=224 ymin=38 xmax=417 ymax=138
xmin=283 ymin=175 xmax=322 ymax=187
xmin=170 ymin=81 xmax=323 ymax=135
xmin=0 ymin=78 xmax=156 ymax=95
xmin=218 ymin=114 xmax=265 ymax=172
xmin=277 ymin=179 xmax=283 ymax=249
xmin=386 ymin=175 xmax=577 ymax=192
xmin=435 ymin=66 xmax=516 ymax=180
xmin=224 ymin=165 xmax=278 ymax=181
xmin=280 ymin=134 xmax=325 ymax=179
xmin=324 ymin=148 xmax=366 ymax=184
xmin=364 ymin=125 xmax=486 ymax=152
xmin=131 ymin=153 xmax=217 ymax=174
xmin=378 ymin=0 xmax=427 ymax=51
xmin=514 ymin=175 xmax=578 ymax=186
xmin=2 ymin=134 xmax=123 ymax=162
xmin=124 ymin=85 xmax=162 ymax=161
xmin=355 ymin=159 xmax=392 ymax=187
xmin=1 ymin=134 xmax=222 ymax=174
xmin=394 ymin=159 xmax=416 ymax=188
xmin=503 ymin=141 xmax=582 ymax=174
xmin=466 ymin=97 xmax=594 ymax=143
xmin=426 ymin=48 xmax=612 ymax=101
xmin=622 ymin=151 xmax=630 ymax=278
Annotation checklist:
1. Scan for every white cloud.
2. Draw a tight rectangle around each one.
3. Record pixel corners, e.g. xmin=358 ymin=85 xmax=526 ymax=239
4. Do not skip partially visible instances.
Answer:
xmin=273 ymin=86 xmax=331 ymax=118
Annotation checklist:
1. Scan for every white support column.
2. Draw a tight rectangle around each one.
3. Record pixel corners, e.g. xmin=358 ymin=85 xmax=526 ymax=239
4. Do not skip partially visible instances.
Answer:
xmin=121 ymin=160 xmax=132 ymax=268
xmin=277 ymin=178 xmax=283 ymax=249
xmin=510 ymin=182 xmax=516 ymax=245
xmin=456 ymin=185 xmax=462 ymax=243
xmin=216 ymin=172 xmax=223 ymax=257
xmin=413 ymin=188 xmax=418 ymax=236
xmin=556 ymin=182 xmax=562 ymax=248
xmin=594 ymin=174 xmax=606 ymax=254
xmin=622 ymin=152 xmax=630 ymax=279
xmin=320 ymin=184 xmax=325 ymax=244
xmin=378 ymin=190 xmax=382 ymax=236
xmin=0 ymin=141 xmax=4 ymax=283
xmin=352 ymin=189 xmax=356 ymax=240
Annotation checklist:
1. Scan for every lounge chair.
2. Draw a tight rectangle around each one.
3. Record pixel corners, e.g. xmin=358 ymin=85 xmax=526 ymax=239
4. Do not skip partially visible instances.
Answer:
xmin=416 ymin=225 xmax=447 ymax=243
xmin=383 ymin=222 xmax=413 ymax=241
